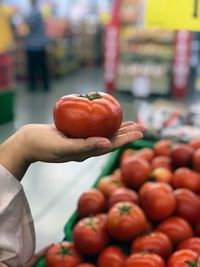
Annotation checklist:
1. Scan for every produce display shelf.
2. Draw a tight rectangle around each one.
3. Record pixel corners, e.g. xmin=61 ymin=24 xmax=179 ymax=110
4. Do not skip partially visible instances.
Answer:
xmin=35 ymin=139 xmax=155 ymax=267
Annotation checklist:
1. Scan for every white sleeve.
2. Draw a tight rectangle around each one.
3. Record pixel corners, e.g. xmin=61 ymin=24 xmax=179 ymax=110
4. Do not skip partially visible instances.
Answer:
xmin=0 ymin=164 xmax=35 ymax=267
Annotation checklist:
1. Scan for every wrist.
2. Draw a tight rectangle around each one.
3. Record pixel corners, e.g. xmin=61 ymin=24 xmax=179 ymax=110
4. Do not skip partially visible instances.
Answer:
xmin=0 ymin=127 xmax=31 ymax=181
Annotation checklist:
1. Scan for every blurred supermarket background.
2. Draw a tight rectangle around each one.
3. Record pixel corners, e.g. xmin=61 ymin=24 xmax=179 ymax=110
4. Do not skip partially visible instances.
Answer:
xmin=1 ymin=0 xmax=200 ymax=252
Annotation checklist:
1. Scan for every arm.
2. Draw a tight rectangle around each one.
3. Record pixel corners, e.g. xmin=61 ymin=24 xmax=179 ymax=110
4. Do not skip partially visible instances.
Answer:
xmin=0 ymin=122 xmax=145 ymax=181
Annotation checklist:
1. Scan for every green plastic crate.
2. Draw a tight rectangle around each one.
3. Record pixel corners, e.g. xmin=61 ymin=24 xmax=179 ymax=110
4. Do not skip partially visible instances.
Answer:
xmin=35 ymin=139 xmax=155 ymax=267
xmin=0 ymin=90 xmax=15 ymax=125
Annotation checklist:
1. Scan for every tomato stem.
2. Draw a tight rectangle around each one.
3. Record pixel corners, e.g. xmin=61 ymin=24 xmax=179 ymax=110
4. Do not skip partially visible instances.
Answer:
xmin=80 ymin=92 xmax=102 ymax=100
xmin=186 ymin=257 xmax=199 ymax=267
xmin=119 ymin=205 xmax=132 ymax=215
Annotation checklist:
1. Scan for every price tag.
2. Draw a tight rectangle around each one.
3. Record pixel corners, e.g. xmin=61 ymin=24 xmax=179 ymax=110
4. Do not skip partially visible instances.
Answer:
xmin=145 ymin=0 xmax=200 ymax=31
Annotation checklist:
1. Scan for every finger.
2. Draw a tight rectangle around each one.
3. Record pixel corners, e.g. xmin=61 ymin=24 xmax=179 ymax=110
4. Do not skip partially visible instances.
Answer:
xmin=112 ymin=131 xmax=144 ymax=149
xmin=116 ymin=123 xmax=146 ymax=136
xmin=120 ymin=121 xmax=136 ymax=127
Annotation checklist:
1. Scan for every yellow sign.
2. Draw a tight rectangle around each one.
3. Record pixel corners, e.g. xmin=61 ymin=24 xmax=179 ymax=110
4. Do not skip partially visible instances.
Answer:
xmin=145 ymin=0 xmax=200 ymax=31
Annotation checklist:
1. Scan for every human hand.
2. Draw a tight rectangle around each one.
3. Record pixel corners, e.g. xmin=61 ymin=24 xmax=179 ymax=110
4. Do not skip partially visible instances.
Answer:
xmin=0 ymin=121 xmax=145 ymax=180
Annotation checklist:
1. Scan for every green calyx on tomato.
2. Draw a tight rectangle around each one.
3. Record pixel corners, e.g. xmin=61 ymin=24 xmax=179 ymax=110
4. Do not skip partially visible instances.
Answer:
xmin=86 ymin=218 xmax=98 ymax=230
xmin=79 ymin=92 xmax=102 ymax=100
xmin=186 ymin=257 xmax=199 ymax=267
xmin=119 ymin=205 xmax=132 ymax=216
xmin=56 ymin=245 xmax=73 ymax=257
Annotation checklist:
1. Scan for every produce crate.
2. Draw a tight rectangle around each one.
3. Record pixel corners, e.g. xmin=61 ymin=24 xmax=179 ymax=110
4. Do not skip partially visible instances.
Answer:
xmin=35 ymin=139 xmax=155 ymax=267
xmin=0 ymin=90 xmax=15 ymax=125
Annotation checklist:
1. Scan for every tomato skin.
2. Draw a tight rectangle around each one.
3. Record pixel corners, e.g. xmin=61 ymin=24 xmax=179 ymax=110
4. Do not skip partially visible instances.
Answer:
xmin=140 ymin=183 xmax=176 ymax=221
xmin=72 ymin=215 xmax=110 ymax=255
xmin=177 ymin=237 xmax=200 ymax=255
xmin=134 ymin=148 xmax=155 ymax=162
xmin=151 ymin=156 xmax=173 ymax=171
xmin=170 ymin=144 xmax=194 ymax=168
xmin=156 ymin=216 xmax=193 ymax=247
xmin=121 ymin=156 xmax=151 ymax=189
xmin=126 ymin=253 xmax=166 ymax=267
xmin=150 ymin=167 xmax=173 ymax=184
xmin=107 ymin=188 xmax=139 ymax=209
xmin=97 ymin=175 xmax=125 ymax=198
xmin=167 ymin=249 xmax=200 ymax=267
xmin=53 ymin=92 xmax=122 ymax=138
xmin=189 ymin=138 xmax=200 ymax=150
xmin=77 ymin=189 xmax=106 ymax=218
xmin=172 ymin=168 xmax=200 ymax=193
xmin=192 ymin=148 xmax=200 ymax=172
xmin=131 ymin=231 xmax=173 ymax=260
xmin=46 ymin=241 xmax=83 ymax=267
xmin=106 ymin=201 xmax=146 ymax=241
xmin=154 ymin=139 xmax=173 ymax=157
xmin=174 ymin=188 xmax=200 ymax=225
xmin=97 ymin=246 xmax=126 ymax=267
xmin=76 ymin=264 xmax=96 ymax=267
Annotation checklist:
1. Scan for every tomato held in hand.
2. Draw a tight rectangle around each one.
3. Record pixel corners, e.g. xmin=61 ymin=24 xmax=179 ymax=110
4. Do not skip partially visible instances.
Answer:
xmin=167 ymin=249 xmax=200 ymax=267
xmin=45 ymin=241 xmax=83 ymax=267
xmin=126 ymin=253 xmax=166 ymax=267
xmin=53 ymin=92 xmax=122 ymax=138
xmin=97 ymin=246 xmax=126 ymax=267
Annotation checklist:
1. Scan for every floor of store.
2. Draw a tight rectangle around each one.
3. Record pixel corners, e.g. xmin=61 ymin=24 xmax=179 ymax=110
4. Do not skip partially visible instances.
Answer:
xmin=0 ymin=66 xmax=199 ymax=252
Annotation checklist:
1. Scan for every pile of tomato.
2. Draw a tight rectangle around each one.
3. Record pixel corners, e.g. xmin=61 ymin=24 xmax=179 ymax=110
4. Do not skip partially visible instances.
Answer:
xmin=45 ymin=138 xmax=200 ymax=267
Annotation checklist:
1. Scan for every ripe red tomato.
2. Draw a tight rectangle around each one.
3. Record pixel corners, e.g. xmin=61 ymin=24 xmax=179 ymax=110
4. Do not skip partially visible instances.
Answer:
xmin=45 ymin=241 xmax=83 ymax=267
xmin=97 ymin=175 xmax=125 ymax=198
xmin=121 ymin=156 xmax=151 ymax=189
xmin=167 ymin=249 xmax=200 ymax=267
xmin=156 ymin=216 xmax=193 ymax=247
xmin=106 ymin=201 xmax=146 ymax=241
xmin=72 ymin=215 xmax=110 ymax=255
xmin=120 ymin=148 xmax=135 ymax=165
xmin=77 ymin=189 xmax=106 ymax=218
xmin=76 ymin=264 xmax=96 ymax=267
xmin=192 ymin=148 xmax=200 ymax=172
xmin=150 ymin=167 xmax=173 ymax=184
xmin=107 ymin=188 xmax=139 ymax=209
xmin=172 ymin=168 xmax=200 ymax=193
xmin=170 ymin=144 xmax=194 ymax=168
xmin=53 ymin=92 xmax=122 ymax=138
xmin=174 ymin=188 xmax=200 ymax=225
xmin=177 ymin=237 xmax=200 ymax=255
xmin=134 ymin=148 xmax=155 ymax=162
xmin=151 ymin=156 xmax=173 ymax=171
xmin=126 ymin=253 xmax=166 ymax=267
xmin=154 ymin=139 xmax=173 ymax=157
xmin=131 ymin=231 xmax=173 ymax=259
xmin=189 ymin=137 xmax=200 ymax=150
xmin=140 ymin=183 xmax=176 ymax=221
xmin=97 ymin=246 xmax=126 ymax=267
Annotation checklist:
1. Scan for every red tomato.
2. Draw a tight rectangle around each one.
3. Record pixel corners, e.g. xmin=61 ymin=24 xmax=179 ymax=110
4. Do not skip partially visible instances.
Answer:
xmin=140 ymin=183 xmax=176 ymax=221
xmin=156 ymin=216 xmax=193 ymax=247
xmin=192 ymin=148 xmax=200 ymax=172
xmin=174 ymin=188 xmax=200 ymax=225
xmin=177 ymin=237 xmax=200 ymax=255
xmin=172 ymin=168 xmax=200 ymax=193
xmin=53 ymin=92 xmax=122 ymax=138
xmin=106 ymin=201 xmax=146 ymax=241
xmin=120 ymin=149 xmax=135 ymax=165
xmin=76 ymin=264 xmax=96 ymax=267
xmin=154 ymin=139 xmax=173 ymax=157
xmin=170 ymin=144 xmax=194 ymax=168
xmin=46 ymin=241 xmax=83 ymax=267
xmin=97 ymin=246 xmax=126 ymax=267
xmin=151 ymin=156 xmax=173 ymax=171
xmin=134 ymin=148 xmax=155 ymax=162
xmin=150 ymin=167 xmax=173 ymax=184
xmin=97 ymin=175 xmax=125 ymax=198
xmin=167 ymin=249 xmax=200 ymax=267
xmin=107 ymin=188 xmax=139 ymax=209
xmin=72 ymin=215 xmax=110 ymax=255
xmin=77 ymin=189 xmax=106 ymax=218
xmin=131 ymin=231 xmax=173 ymax=259
xmin=126 ymin=253 xmax=166 ymax=267
xmin=195 ymin=222 xmax=200 ymax=237
xmin=121 ymin=156 xmax=151 ymax=189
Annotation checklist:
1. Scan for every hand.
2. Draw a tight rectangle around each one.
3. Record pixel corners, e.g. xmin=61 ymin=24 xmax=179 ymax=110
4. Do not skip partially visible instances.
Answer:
xmin=19 ymin=244 xmax=53 ymax=267
xmin=0 ymin=122 xmax=145 ymax=180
